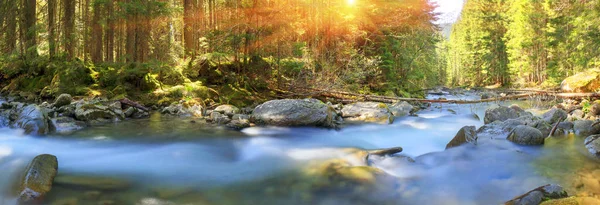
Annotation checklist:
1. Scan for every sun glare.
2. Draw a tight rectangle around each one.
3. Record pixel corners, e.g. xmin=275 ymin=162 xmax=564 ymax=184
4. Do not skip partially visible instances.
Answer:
xmin=346 ymin=0 xmax=356 ymax=6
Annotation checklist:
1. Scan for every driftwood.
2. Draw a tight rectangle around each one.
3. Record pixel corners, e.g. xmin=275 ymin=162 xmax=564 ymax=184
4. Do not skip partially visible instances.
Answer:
xmin=293 ymin=87 xmax=600 ymax=104
xmin=118 ymin=98 xmax=150 ymax=112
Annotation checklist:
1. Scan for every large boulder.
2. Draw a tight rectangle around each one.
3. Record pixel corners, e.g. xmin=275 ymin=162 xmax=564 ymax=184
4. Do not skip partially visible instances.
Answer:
xmin=573 ymin=120 xmax=600 ymax=136
xmin=214 ymin=105 xmax=240 ymax=117
xmin=507 ymin=125 xmax=545 ymax=145
xmin=161 ymin=102 xmax=203 ymax=117
xmin=484 ymin=106 xmax=520 ymax=124
xmin=341 ymin=102 xmax=394 ymax=124
xmin=543 ymin=108 xmax=568 ymax=124
xmin=388 ymin=101 xmax=413 ymax=117
xmin=16 ymin=154 xmax=58 ymax=204
xmin=446 ymin=126 xmax=478 ymax=149
xmin=75 ymin=102 xmax=125 ymax=123
xmin=541 ymin=197 xmax=600 ymax=205
xmin=560 ymin=68 xmax=600 ymax=92
xmin=584 ymin=135 xmax=600 ymax=158
xmin=53 ymin=94 xmax=73 ymax=108
xmin=12 ymin=104 xmax=53 ymax=135
xmin=505 ymin=184 xmax=568 ymax=205
xmin=252 ymin=99 xmax=337 ymax=127
xmin=51 ymin=117 xmax=86 ymax=135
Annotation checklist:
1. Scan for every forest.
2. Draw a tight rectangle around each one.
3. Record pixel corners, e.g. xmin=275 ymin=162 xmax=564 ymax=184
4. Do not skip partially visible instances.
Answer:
xmin=446 ymin=0 xmax=600 ymax=88
xmin=0 ymin=0 xmax=443 ymax=107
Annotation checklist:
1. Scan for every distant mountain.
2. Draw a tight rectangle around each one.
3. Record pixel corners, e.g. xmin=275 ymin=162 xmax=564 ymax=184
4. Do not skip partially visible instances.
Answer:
xmin=439 ymin=23 xmax=453 ymax=39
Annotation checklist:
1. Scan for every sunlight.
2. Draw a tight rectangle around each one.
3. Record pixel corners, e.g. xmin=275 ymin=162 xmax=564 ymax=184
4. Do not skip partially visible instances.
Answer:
xmin=346 ymin=0 xmax=356 ymax=6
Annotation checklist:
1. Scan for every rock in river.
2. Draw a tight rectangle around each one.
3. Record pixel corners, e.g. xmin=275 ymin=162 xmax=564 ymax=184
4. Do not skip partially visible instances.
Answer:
xmin=484 ymin=106 xmax=520 ymax=124
xmin=585 ymin=135 xmax=600 ymax=158
xmin=341 ymin=102 xmax=394 ymax=124
xmin=543 ymin=108 xmax=567 ymax=124
xmin=252 ymin=99 xmax=337 ymax=127
xmin=12 ymin=104 xmax=53 ymax=135
xmin=16 ymin=154 xmax=58 ymax=204
xmin=214 ymin=104 xmax=240 ymax=117
xmin=446 ymin=126 xmax=477 ymax=149
xmin=388 ymin=101 xmax=413 ymax=117
xmin=505 ymin=184 xmax=568 ymax=205
xmin=507 ymin=125 xmax=545 ymax=145
xmin=53 ymin=94 xmax=73 ymax=108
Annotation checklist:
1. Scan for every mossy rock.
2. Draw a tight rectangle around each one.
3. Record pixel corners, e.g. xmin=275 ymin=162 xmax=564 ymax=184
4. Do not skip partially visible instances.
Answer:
xmin=561 ymin=69 xmax=600 ymax=92
xmin=17 ymin=154 xmax=59 ymax=203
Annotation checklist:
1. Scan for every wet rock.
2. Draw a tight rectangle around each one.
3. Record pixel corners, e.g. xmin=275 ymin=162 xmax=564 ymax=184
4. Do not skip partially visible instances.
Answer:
xmin=557 ymin=122 xmax=574 ymax=132
xmin=484 ymin=106 xmax=520 ymax=124
xmin=510 ymin=104 xmax=530 ymax=117
xmin=368 ymin=147 xmax=403 ymax=157
xmin=131 ymin=108 xmax=150 ymax=119
xmin=124 ymin=107 xmax=136 ymax=118
xmin=480 ymin=92 xmax=498 ymax=99
xmin=54 ymin=175 xmax=130 ymax=190
xmin=214 ymin=105 xmax=240 ymax=117
xmin=226 ymin=114 xmax=251 ymax=129
xmin=446 ymin=126 xmax=477 ymax=149
xmin=17 ymin=154 xmax=59 ymax=204
xmin=569 ymin=109 xmax=585 ymax=121
xmin=388 ymin=101 xmax=413 ymax=117
xmin=0 ymin=110 xmax=9 ymax=127
xmin=51 ymin=117 xmax=86 ymax=135
xmin=534 ymin=120 xmax=553 ymax=137
xmin=507 ymin=125 xmax=545 ymax=145
xmin=75 ymin=102 xmax=125 ymax=123
xmin=341 ymin=102 xmax=393 ymax=124
xmin=573 ymin=120 xmax=600 ymax=136
xmin=161 ymin=102 xmax=203 ymax=117
xmin=584 ymin=135 xmax=600 ymax=158
xmin=208 ymin=111 xmax=231 ymax=125
xmin=560 ymin=68 xmax=600 ymax=92
xmin=53 ymin=94 xmax=73 ymax=108
xmin=543 ymin=108 xmax=568 ymax=124
xmin=505 ymin=184 xmax=568 ymax=205
xmin=502 ymin=119 xmax=527 ymax=132
xmin=12 ymin=104 xmax=54 ymax=135
xmin=304 ymin=159 xmax=397 ymax=192
xmin=252 ymin=99 xmax=337 ymax=127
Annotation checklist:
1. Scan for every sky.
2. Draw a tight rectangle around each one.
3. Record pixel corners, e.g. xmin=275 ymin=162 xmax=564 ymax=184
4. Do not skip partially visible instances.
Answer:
xmin=431 ymin=0 xmax=465 ymax=24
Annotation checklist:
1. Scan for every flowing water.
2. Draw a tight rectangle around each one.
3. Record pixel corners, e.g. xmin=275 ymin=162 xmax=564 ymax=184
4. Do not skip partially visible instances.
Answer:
xmin=1 ymin=93 xmax=599 ymax=205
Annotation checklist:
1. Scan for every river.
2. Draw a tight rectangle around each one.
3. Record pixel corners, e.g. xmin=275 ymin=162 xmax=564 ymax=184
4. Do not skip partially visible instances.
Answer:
xmin=0 ymin=93 xmax=598 ymax=205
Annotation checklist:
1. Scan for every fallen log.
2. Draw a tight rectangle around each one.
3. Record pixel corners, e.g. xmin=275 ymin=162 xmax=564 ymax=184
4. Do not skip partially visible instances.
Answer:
xmin=118 ymin=98 xmax=150 ymax=112
xmin=294 ymin=87 xmax=600 ymax=104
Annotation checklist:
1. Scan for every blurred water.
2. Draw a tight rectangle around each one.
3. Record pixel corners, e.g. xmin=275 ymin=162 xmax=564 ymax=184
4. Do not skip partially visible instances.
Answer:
xmin=0 ymin=92 xmax=593 ymax=204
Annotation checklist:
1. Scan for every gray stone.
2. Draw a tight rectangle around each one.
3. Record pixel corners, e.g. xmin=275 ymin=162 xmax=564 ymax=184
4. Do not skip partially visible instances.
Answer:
xmin=17 ymin=154 xmax=58 ymax=204
xmin=507 ymin=125 xmax=545 ymax=145
xmin=505 ymin=184 xmax=568 ymax=205
xmin=75 ymin=103 xmax=124 ymax=122
xmin=252 ymin=99 xmax=337 ymax=127
xmin=51 ymin=117 xmax=86 ymax=134
xmin=214 ymin=105 xmax=240 ymax=117
xmin=446 ymin=126 xmax=477 ymax=149
xmin=12 ymin=104 xmax=53 ymax=135
xmin=543 ymin=108 xmax=568 ymax=124
xmin=573 ymin=120 xmax=600 ymax=136
xmin=585 ymin=135 xmax=600 ymax=158
xmin=53 ymin=94 xmax=73 ymax=108
xmin=209 ymin=111 xmax=231 ymax=125
xmin=341 ymin=102 xmax=393 ymax=124
xmin=388 ymin=101 xmax=413 ymax=117
xmin=484 ymin=106 xmax=520 ymax=124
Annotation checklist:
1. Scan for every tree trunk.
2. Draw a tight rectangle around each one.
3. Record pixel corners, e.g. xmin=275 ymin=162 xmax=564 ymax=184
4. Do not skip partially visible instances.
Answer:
xmin=3 ymin=0 xmax=17 ymax=53
xmin=106 ymin=0 xmax=115 ymax=62
xmin=22 ymin=0 xmax=38 ymax=58
xmin=62 ymin=0 xmax=76 ymax=60
xmin=91 ymin=2 xmax=104 ymax=63
xmin=125 ymin=0 xmax=136 ymax=62
xmin=183 ymin=0 xmax=198 ymax=58
xmin=48 ymin=0 xmax=57 ymax=58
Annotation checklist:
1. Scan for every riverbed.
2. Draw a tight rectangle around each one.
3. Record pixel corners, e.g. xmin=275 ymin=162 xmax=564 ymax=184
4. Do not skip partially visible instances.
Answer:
xmin=1 ymin=93 xmax=599 ymax=205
